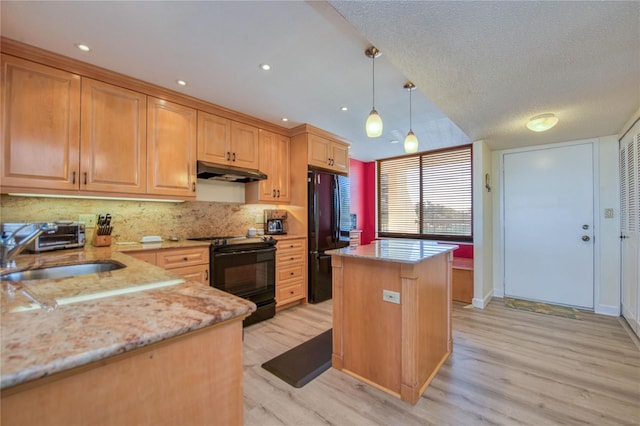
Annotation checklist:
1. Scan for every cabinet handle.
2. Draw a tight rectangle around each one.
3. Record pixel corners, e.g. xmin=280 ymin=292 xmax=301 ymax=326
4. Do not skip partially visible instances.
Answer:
xmin=273 ymin=189 xmax=276 ymax=197
xmin=232 ymin=152 xmax=236 ymax=162
xmin=205 ymin=270 xmax=208 ymax=280
xmin=192 ymin=182 xmax=196 ymax=192
xmin=290 ymin=290 xmax=295 ymax=294
xmin=183 ymin=257 xmax=189 ymax=261
xmin=290 ymin=257 xmax=294 ymax=260
xmin=227 ymin=152 xmax=231 ymax=161
xmin=277 ymin=190 xmax=280 ymax=198
xmin=72 ymin=171 xmax=76 ymax=184
xmin=290 ymin=272 xmax=294 ymax=276
xmin=83 ymin=172 xmax=87 ymax=185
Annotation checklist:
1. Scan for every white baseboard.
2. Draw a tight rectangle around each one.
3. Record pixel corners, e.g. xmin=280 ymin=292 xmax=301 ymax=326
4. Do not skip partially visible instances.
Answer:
xmin=472 ymin=291 xmax=493 ymax=309
xmin=595 ymin=304 xmax=620 ymax=317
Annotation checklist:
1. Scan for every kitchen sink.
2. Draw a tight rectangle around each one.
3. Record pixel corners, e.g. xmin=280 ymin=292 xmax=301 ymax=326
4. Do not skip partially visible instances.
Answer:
xmin=0 ymin=260 xmax=126 ymax=282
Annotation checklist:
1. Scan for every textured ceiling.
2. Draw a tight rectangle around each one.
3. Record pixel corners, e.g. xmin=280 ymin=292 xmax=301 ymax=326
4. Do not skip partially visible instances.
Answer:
xmin=1 ymin=1 xmax=638 ymax=161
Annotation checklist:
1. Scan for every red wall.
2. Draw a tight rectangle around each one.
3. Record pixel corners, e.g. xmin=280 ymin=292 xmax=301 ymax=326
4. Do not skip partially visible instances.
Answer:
xmin=349 ymin=159 xmax=376 ymax=245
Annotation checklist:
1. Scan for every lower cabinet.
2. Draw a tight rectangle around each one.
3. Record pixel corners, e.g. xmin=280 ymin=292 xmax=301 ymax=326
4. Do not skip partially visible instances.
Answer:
xmin=126 ymin=246 xmax=209 ymax=285
xmin=275 ymin=237 xmax=306 ymax=307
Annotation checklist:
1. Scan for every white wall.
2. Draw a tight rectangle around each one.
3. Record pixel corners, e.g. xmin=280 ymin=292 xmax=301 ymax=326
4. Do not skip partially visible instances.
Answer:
xmin=488 ymin=136 xmax=621 ymax=315
xmin=472 ymin=140 xmax=494 ymax=308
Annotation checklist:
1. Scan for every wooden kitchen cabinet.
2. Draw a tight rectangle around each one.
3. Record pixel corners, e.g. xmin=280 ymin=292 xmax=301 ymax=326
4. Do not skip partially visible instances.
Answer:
xmin=197 ymin=111 xmax=259 ymax=170
xmin=81 ymin=78 xmax=147 ymax=194
xmin=147 ymin=97 xmax=197 ymax=198
xmin=246 ymin=129 xmax=290 ymax=203
xmin=1 ymin=54 xmax=81 ymax=191
xmin=275 ymin=237 xmax=306 ymax=307
xmin=126 ymin=246 xmax=210 ymax=285
xmin=308 ymin=133 xmax=349 ymax=174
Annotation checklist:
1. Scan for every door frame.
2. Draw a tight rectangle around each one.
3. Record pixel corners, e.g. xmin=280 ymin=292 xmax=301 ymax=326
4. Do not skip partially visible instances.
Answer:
xmin=495 ymin=139 xmax=600 ymax=310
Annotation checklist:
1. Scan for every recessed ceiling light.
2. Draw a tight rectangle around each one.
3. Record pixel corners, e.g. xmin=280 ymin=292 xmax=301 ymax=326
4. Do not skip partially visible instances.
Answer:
xmin=281 ymin=118 xmax=289 ymax=122
xmin=75 ymin=44 xmax=91 ymax=52
xmin=526 ymin=113 xmax=558 ymax=132
xmin=259 ymin=64 xmax=271 ymax=71
xmin=176 ymin=80 xmax=187 ymax=86
xmin=340 ymin=106 xmax=348 ymax=111
xmin=390 ymin=140 xmax=399 ymax=144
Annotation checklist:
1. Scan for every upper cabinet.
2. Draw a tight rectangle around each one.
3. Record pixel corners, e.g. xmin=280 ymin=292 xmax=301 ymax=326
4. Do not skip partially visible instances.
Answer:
xmin=147 ymin=97 xmax=197 ymax=198
xmin=308 ymin=134 xmax=349 ymax=174
xmin=1 ymin=54 xmax=81 ymax=191
xmin=81 ymin=77 xmax=147 ymax=194
xmin=197 ymin=111 xmax=259 ymax=170
xmin=246 ymin=130 xmax=290 ymax=204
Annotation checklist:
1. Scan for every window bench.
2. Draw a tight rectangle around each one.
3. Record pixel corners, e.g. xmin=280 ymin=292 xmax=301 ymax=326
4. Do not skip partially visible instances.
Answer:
xmin=452 ymin=257 xmax=473 ymax=303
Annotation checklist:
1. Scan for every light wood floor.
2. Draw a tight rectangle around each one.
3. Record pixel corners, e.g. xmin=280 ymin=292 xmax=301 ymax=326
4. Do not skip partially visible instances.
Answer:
xmin=243 ymin=300 xmax=640 ymax=426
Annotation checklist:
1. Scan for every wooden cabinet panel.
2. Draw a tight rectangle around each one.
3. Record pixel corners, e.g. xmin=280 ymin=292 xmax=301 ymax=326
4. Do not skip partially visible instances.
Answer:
xmin=246 ymin=130 xmax=290 ymax=203
xmin=147 ymin=97 xmax=197 ymax=198
xmin=230 ymin=121 xmax=259 ymax=170
xmin=170 ymin=264 xmax=209 ymax=284
xmin=277 ymin=282 xmax=304 ymax=306
xmin=127 ymin=251 xmax=157 ymax=265
xmin=197 ymin=111 xmax=231 ymax=164
xmin=81 ymin=78 xmax=146 ymax=194
xmin=308 ymin=134 xmax=331 ymax=168
xmin=1 ymin=54 xmax=80 ymax=190
xmin=330 ymin=141 xmax=349 ymax=174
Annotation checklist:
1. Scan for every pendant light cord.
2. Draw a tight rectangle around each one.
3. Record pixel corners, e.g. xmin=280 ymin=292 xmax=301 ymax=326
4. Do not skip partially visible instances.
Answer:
xmin=372 ymin=54 xmax=376 ymax=109
xmin=409 ymin=86 xmax=413 ymax=131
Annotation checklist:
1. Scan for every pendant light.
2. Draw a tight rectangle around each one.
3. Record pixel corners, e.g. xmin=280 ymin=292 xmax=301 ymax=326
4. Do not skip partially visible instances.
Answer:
xmin=404 ymin=82 xmax=419 ymax=153
xmin=365 ymin=46 xmax=383 ymax=138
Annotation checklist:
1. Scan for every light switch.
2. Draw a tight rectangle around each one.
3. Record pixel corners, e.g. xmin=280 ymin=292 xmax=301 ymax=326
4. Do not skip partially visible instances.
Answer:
xmin=604 ymin=208 xmax=614 ymax=219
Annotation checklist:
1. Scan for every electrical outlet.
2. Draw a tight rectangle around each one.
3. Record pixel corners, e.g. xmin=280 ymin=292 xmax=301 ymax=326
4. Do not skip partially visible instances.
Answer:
xmin=255 ymin=214 xmax=263 ymax=224
xmin=383 ymin=290 xmax=400 ymax=304
xmin=79 ymin=214 xmax=97 ymax=228
xmin=604 ymin=208 xmax=614 ymax=219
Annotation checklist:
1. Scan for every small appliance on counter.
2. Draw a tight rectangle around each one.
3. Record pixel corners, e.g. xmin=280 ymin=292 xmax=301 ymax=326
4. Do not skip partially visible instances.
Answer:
xmin=1 ymin=221 xmax=86 ymax=253
xmin=264 ymin=209 xmax=288 ymax=235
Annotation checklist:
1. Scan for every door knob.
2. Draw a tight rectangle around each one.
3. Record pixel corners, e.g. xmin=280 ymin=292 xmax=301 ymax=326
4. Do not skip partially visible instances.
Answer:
xmin=582 ymin=235 xmax=591 ymax=242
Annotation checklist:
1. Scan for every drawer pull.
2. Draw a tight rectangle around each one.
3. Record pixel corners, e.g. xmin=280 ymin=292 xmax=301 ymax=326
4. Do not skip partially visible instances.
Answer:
xmin=290 ymin=272 xmax=294 ymax=275
xmin=183 ymin=257 xmax=189 ymax=261
xmin=290 ymin=257 xmax=294 ymax=260
xmin=290 ymin=290 xmax=294 ymax=294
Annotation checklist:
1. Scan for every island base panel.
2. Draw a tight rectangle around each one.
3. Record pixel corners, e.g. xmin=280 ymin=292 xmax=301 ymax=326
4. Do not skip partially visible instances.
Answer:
xmin=1 ymin=319 xmax=244 ymax=426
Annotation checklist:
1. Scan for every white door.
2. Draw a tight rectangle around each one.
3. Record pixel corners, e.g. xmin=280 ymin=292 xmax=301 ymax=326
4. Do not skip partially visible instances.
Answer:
xmin=503 ymin=142 xmax=594 ymax=309
xmin=620 ymin=132 xmax=639 ymax=334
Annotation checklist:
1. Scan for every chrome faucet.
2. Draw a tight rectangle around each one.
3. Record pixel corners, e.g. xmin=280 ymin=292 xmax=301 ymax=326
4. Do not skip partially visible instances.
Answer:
xmin=1 ymin=223 xmax=58 ymax=268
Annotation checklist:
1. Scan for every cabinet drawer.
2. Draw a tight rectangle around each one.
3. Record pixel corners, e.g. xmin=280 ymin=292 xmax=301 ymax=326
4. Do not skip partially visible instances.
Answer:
xmin=276 ymin=251 xmax=304 ymax=265
xmin=127 ymin=251 xmax=157 ymax=265
xmin=278 ymin=263 xmax=304 ymax=282
xmin=156 ymin=247 xmax=209 ymax=269
xmin=277 ymin=282 xmax=304 ymax=305
xmin=277 ymin=239 xmax=304 ymax=252
xmin=170 ymin=264 xmax=209 ymax=285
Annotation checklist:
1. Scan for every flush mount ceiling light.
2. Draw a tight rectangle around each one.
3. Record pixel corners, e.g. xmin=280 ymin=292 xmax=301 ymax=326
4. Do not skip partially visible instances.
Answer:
xmin=365 ymin=46 xmax=383 ymax=138
xmin=75 ymin=44 xmax=90 ymax=52
xmin=526 ymin=113 xmax=559 ymax=132
xmin=403 ymin=82 xmax=419 ymax=154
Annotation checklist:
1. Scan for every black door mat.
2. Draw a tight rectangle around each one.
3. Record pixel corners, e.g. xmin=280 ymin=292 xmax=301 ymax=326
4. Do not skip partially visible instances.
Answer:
xmin=261 ymin=329 xmax=332 ymax=388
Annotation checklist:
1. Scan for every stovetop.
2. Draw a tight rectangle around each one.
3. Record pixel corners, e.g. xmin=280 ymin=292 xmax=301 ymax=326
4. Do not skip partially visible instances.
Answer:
xmin=188 ymin=235 xmax=277 ymax=248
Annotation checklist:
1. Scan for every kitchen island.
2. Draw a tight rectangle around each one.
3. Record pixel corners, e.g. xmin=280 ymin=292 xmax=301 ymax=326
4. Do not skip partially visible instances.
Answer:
xmin=327 ymin=239 xmax=457 ymax=405
xmin=1 ymin=242 xmax=254 ymax=426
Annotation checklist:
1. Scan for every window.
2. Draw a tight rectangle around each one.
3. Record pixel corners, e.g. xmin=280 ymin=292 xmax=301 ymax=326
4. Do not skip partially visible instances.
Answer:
xmin=377 ymin=145 xmax=472 ymax=242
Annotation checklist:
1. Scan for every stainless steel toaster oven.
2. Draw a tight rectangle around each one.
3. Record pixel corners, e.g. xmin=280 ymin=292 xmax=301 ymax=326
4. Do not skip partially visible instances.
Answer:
xmin=1 ymin=222 xmax=86 ymax=253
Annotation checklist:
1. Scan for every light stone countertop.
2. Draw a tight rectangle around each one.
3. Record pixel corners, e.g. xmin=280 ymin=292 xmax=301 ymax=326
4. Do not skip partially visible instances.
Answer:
xmin=0 ymin=243 xmax=255 ymax=389
xmin=326 ymin=239 xmax=458 ymax=264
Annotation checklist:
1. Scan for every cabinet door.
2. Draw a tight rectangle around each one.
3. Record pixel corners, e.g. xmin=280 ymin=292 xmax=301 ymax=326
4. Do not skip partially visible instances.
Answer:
xmin=257 ymin=130 xmax=277 ymax=201
xmin=230 ymin=121 xmax=259 ymax=169
xmin=274 ymin=134 xmax=291 ymax=202
xmin=1 ymin=54 xmax=80 ymax=190
xmin=81 ymin=78 xmax=147 ymax=194
xmin=170 ymin=264 xmax=209 ymax=285
xmin=147 ymin=97 xmax=197 ymax=198
xmin=330 ymin=141 xmax=349 ymax=174
xmin=308 ymin=134 xmax=330 ymax=168
xmin=197 ymin=111 xmax=231 ymax=165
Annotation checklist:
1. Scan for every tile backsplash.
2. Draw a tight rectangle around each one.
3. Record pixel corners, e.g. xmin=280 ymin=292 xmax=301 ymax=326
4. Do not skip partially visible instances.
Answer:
xmin=0 ymin=195 xmax=269 ymax=242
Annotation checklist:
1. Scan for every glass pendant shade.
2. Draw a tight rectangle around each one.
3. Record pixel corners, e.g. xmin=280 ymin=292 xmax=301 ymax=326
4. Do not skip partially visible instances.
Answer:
xmin=404 ymin=130 xmax=419 ymax=153
xmin=366 ymin=108 xmax=383 ymax=137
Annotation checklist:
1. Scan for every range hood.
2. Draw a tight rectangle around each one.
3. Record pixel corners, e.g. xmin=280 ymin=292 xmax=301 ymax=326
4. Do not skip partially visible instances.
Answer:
xmin=196 ymin=161 xmax=267 ymax=183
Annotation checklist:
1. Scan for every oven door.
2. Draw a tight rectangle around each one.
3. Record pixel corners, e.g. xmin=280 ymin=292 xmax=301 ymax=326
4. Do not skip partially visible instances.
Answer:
xmin=211 ymin=247 xmax=275 ymax=303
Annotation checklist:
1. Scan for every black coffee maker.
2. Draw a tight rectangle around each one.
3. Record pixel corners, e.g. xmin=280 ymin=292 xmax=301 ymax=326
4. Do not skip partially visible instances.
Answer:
xmin=264 ymin=209 xmax=287 ymax=235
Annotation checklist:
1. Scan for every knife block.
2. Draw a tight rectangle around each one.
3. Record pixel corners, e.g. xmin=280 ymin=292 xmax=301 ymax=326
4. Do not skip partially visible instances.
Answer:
xmin=93 ymin=233 xmax=112 ymax=247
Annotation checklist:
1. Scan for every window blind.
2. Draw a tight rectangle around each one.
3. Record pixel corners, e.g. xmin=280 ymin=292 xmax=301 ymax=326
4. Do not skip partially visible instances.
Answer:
xmin=377 ymin=145 xmax=472 ymax=241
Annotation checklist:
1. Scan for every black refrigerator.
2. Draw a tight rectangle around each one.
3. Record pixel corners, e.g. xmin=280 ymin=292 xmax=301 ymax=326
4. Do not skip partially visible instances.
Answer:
xmin=308 ymin=169 xmax=351 ymax=303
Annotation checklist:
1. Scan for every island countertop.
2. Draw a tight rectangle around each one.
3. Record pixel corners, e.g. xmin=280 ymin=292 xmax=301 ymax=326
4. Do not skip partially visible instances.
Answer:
xmin=326 ymin=238 xmax=458 ymax=264
xmin=0 ymin=245 xmax=255 ymax=389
